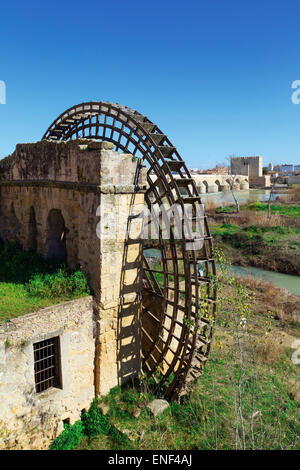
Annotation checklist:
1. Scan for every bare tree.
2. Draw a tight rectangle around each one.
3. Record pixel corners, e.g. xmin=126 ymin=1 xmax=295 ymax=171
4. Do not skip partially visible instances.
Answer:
xmin=267 ymin=176 xmax=279 ymax=218
xmin=227 ymin=155 xmax=240 ymax=213
xmin=228 ymin=174 xmax=240 ymax=213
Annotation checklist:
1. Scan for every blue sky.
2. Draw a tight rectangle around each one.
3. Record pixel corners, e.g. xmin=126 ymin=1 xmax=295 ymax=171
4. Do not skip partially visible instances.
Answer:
xmin=1 ymin=0 xmax=300 ymax=168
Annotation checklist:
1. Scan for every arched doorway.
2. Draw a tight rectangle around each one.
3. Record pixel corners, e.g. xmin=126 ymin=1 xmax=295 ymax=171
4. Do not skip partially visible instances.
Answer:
xmin=46 ymin=209 xmax=67 ymax=262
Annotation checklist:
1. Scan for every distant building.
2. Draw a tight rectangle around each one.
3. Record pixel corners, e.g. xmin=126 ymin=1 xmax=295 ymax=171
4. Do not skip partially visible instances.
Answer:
xmin=230 ymin=156 xmax=270 ymax=188
xmin=268 ymin=170 xmax=279 ymax=178
xmin=191 ymin=166 xmax=228 ymax=175
xmin=268 ymin=163 xmax=273 ymax=170
xmin=280 ymin=164 xmax=294 ymax=173
xmin=213 ymin=166 xmax=229 ymax=174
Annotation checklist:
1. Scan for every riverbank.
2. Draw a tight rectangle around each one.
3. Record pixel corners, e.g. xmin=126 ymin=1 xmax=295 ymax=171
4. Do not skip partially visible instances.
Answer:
xmin=230 ymin=264 xmax=300 ymax=296
xmin=52 ymin=273 xmax=299 ymax=450
xmin=209 ymin=200 xmax=300 ymax=276
xmin=201 ymin=187 xmax=282 ymax=209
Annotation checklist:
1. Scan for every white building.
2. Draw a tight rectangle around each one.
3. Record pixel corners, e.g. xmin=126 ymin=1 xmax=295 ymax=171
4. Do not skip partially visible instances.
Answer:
xmin=280 ymin=164 xmax=294 ymax=173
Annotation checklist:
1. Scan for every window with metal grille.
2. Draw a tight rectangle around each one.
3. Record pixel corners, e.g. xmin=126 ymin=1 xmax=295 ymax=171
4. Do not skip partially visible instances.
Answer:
xmin=33 ymin=337 xmax=62 ymax=393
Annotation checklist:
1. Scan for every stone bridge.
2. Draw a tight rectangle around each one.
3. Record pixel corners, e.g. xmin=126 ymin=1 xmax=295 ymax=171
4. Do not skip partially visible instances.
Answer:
xmin=191 ymin=174 xmax=249 ymax=193
xmin=151 ymin=173 xmax=249 ymax=194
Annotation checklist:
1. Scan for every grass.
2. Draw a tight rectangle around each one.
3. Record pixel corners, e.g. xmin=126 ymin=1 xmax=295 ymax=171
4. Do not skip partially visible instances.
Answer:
xmin=73 ymin=279 xmax=300 ymax=450
xmin=210 ymin=204 xmax=300 ymax=275
xmin=283 ymin=185 xmax=300 ymax=204
xmin=75 ymin=354 xmax=298 ymax=450
xmin=216 ymin=202 xmax=300 ymax=217
xmin=0 ymin=242 xmax=91 ymax=322
xmin=211 ymin=223 xmax=300 ymax=247
xmin=55 ymin=273 xmax=299 ymax=451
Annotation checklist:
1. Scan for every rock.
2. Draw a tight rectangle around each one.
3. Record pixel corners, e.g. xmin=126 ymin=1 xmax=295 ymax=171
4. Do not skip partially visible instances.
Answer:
xmin=99 ymin=403 xmax=110 ymax=415
xmin=87 ymin=141 xmax=102 ymax=150
xmin=146 ymin=399 xmax=169 ymax=417
xmin=291 ymin=339 xmax=300 ymax=365
xmin=101 ymin=141 xmax=114 ymax=150
xmin=133 ymin=408 xmax=141 ymax=418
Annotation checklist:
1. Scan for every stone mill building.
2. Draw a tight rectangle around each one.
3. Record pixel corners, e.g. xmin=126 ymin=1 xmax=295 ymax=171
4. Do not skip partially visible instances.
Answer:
xmin=0 ymin=102 xmax=217 ymax=449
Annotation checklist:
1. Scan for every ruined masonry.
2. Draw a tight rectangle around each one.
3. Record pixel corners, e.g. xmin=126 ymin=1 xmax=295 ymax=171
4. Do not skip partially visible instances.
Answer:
xmin=0 ymin=140 xmax=146 ymax=449
xmin=0 ymin=101 xmax=217 ymax=449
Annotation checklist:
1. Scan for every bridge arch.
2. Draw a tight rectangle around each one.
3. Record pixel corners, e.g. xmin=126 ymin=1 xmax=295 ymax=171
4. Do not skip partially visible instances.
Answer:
xmin=215 ymin=180 xmax=222 ymax=192
xmin=202 ymin=180 xmax=209 ymax=193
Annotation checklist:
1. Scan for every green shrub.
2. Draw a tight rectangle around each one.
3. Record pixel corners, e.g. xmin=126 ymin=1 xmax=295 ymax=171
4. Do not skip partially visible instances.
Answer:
xmin=244 ymin=203 xmax=300 ymax=217
xmin=49 ymin=420 xmax=84 ymax=450
xmin=0 ymin=242 xmax=91 ymax=321
xmin=109 ymin=426 xmax=131 ymax=447
xmin=0 ymin=242 xmax=91 ymax=297
xmin=27 ymin=268 xmax=90 ymax=298
xmin=216 ymin=206 xmax=236 ymax=214
xmin=82 ymin=398 xmax=111 ymax=437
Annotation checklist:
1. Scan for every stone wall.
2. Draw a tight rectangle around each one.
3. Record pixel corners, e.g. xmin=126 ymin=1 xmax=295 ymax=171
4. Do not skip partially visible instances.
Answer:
xmin=96 ymin=152 xmax=146 ymax=395
xmin=231 ymin=156 xmax=263 ymax=178
xmin=229 ymin=156 xmax=272 ymax=188
xmin=0 ymin=297 xmax=95 ymax=450
xmin=0 ymin=140 xmax=147 ymax=299
xmin=0 ymin=140 xmax=106 ymax=297
xmin=250 ymin=175 xmax=271 ymax=188
xmin=288 ymin=175 xmax=300 ymax=184
xmin=0 ymin=183 xmax=101 ymax=294
xmin=0 ymin=140 xmax=147 ymax=447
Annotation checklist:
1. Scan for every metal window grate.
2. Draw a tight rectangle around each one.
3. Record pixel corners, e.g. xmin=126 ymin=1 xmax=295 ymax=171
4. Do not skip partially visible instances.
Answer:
xmin=33 ymin=337 xmax=61 ymax=393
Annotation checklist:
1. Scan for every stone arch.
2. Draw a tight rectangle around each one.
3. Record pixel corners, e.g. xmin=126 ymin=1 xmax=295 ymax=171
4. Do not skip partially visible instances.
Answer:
xmin=240 ymin=178 xmax=249 ymax=190
xmin=196 ymin=182 xmax=206 ymax=194
xmin=202 ymin=180 xmax=208 ymax=192
xmin=11 ymin=202 xmax=16 ymax=216
xmin=45 ymin=209 xmax=67 ymax=262
xmin=215 ymin=180 xmax=222 ymax=192
xmin=28 ymin=206 xmax=37 ymax=251
xmin=0 ymin=203 xmax=21 ymax=243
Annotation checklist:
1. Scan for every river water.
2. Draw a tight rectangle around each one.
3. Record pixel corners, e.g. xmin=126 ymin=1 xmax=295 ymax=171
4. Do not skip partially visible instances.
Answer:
xmin=200 ymin=188 xmax=283 ymax=207
xmin=230 ymin=265 xmax=300 ymax=296
xmin=144 ymin=187 xmax=299 ymax=296
xmin=144 ymin=250 xmax=300 ymax=297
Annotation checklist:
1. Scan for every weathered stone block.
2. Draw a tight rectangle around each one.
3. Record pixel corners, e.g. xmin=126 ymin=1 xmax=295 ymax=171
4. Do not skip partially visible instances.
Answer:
xmin=146 ymin=399 xmax=169 ymax=417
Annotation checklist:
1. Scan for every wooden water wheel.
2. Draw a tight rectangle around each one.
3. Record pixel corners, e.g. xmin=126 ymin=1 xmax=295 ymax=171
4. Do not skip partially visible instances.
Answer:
xmin=43 ymin=102 xmax=217 ymax=399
